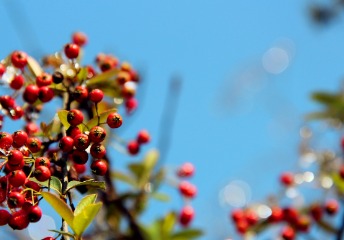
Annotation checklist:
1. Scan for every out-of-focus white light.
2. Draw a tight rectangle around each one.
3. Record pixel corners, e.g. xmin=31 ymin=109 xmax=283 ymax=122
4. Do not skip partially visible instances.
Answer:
xmin=294 ymin=173 xmax=304 ymax=184
xmin=303 ymin=171 xmax=314 ymax=183
xmin=286 ymin=187 xmax=298 ymax=198
xmin=219 ymin=180 xmax=251 ymax=208
xmin=321 ymin=176 xmax=333 ymax=189
xmin=257 ymin=205 xmax=272 ymax=219
xmin=262 ymin=47 xmax=290 ymax=74
xmin=28 ymin=214 xmax=56 ymax=240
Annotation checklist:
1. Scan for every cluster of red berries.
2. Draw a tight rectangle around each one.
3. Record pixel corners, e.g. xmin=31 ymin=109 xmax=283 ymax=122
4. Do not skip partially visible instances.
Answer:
xmin=176 ymin=162 xmax=196 ymax=227
xmin=0 ymin=31 xmax=143 ymax=233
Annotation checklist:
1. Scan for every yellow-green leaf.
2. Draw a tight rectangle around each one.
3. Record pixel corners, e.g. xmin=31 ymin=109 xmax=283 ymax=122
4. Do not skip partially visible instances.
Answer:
xmin=84 ymin=108 xmax=117 ymax=130
xmin=86 ymin=68 xmax=119 ymax=85
xmin=57 ymin=110 xmax=70 ymax=128
xmin=41 ymin=192 xmax=74 ymax=231
xmin=73 ymin=202 xmax=102 ymax=236
xmin=111 ymin=171 xmax=137 ymax=187
xmin=74 ymin=194 xmax=97 ymax=216
xmin=66 ymin=179 xmax=106 ymax=193
xmin=171 ymin=229 xmax=203 ymax=240
xmin=29 ymin=176 xmax=62 ymax=194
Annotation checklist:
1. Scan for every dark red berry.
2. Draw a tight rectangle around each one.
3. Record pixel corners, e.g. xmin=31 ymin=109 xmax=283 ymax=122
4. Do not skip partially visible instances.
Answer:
xmin=179 ymin=206 xmax=194 ymax=227
xmin=8 ymin=149 xmax=24 ymax=165
xmin=10 ymin=75 xmax=25 ymax=90
xmin=8 ymin=170 xmax=26 ymax=187
xmin=296 ymin=215 xmax=311 ymax=232
xmin=90 ymin=143 xmax=106 ymax=159
xmin=8 ymin=210 xmax=29 ymax=230
xmin=0 ymin=131 xmax=13 ymax=149
xmin=66 ymin=126 xmax=82 ymax=139
xmin=283 ymin=207 xmax=299 ymax=223
xmin=64 ymin=43 xmax=80 ymax=59
xmin=73 ymin=133 xmax=90 ymax=150
xmin=310 ymin=203 xmax=323 ymax=222
xmin=89 ymin=126 xmax=106 ymax=143
xmin=27 ymin=205 xmax=42 ymax=222
xmin=67 ymin=109 xmax=84 ymax=126
xmin=91 ymin=160 xmax=108 ymax=176
xmin=178 ymin=181 xmax=197 ymax=198
xmin=34 ymin=166 xmax=51 ymax=182
xmin=73 ymin=163 xmax=86 ymax=174
xmin=23 ymin=84 xmax=39 ymax=104
xmin=137 ymin=130 xmax=150 ymax=144
xmin=12 ymin=130 xmax=28 ymax=148
xmin=38 ymin=86 xmax=54 ymax=102
xmin=107 ymin=112 xmax=123 ymax=128
xmin=72 ymin=86 xmax=88 ymax=103
xmin=0 ymin=95 xmax=16 ymax=109
xmin=127 ymin=140 xmax=140 ymax=155
xmin=89 ymin=89 xmax=104 ymax=103
xmin=10 ymin=105 xmax=24 ymax=120
xmin=280 ymin=172 xmax=294 ymax=186
xmin=7 ymin=191 xmax=25 ymax=208
xmin=59 ymin=136 xmax=74 ymax=152
xmin=11 ymin=51 xmax=28 ymax=69
xmin=72 ymin=149 xmax=88 ymax=164
xmin=0 ymin=209 xmax=11 ymax=226
xmin=26 ymin=137 xmax=42 ymax=153
xmin=52 ymin=71 xmax=64 ymax=84
xmin=325 ymin=199 xmax=339 ymax=215
xmin=35 ymin=157 xmax=51 ymax=168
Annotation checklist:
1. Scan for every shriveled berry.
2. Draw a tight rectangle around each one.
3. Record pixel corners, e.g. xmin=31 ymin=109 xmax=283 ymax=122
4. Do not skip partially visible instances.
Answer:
xmin=179 ymin=206 xmax=194 ymax=227
xmin=89 ymin=126 xmax=106 ymax=143
xmin=89 ymin=89 xmax=104 ymax=103
xmin=72 ymin=149 xmax=88 ymax=164
xmin=34 ymin=166 xmax=51 ymax=182
xmin=177 ymin=162 xmax=194 ymax=178
xmin=8 ymin=170 xmax=26 ymax=187
xmin=8 ymin=210 xmax=29 ymax=230
xmin=0 ymin=209 xmax=11 ymax=226
xmin=12 ymin=130 xmax=28 ymax=148
xmin=67 ymin=109 xmax=84 ymax=126
xmin=26 ymin=137 xmax=42 ymax=153
xmin=91 ymin=160 xmax=108 ymax=176
xmin=107 ymin=112 xmax=122 ymax=128
xmin=59 ymin=136 xmax=74 ymax=152
xmin=178 ymin=181 xmax=197 ymax=198
xmin=64 ymin=43 xmax=80 ymax=59
xmin=11 ymin=51 xmax=28 ymax=69
xmin=10 ymin=75 xmax=24 ymax=90
xmin=23 ymin=84 xmax=39 ymax=104
xmin=90 ymin=143 xmax=106 ymax=159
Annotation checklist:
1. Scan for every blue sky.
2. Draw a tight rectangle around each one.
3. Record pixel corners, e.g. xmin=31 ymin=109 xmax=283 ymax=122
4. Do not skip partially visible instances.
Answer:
xmin=1 ymin=0 xmax=344 ymax=239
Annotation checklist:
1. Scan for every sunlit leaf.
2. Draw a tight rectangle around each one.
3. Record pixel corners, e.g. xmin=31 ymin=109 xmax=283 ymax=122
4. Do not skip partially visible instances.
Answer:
xmin=41 ymin=192 xmax=74 ymax=231
xmin=77 ymin=67 xmax=88 ymax=82
xmin=73 ymin=202 xmax=102 ymax=236
xmin=161 ymin=212 xmax=176 ymax=239
xmin=58 ymin=110 xmax=70 ymax=128
xmin=27 ymin=56 xmax=43 ymax=77
xmin=66 ymin=179 xmax=106 ymax=193
xmin=74 ymin=194 xmax=97 ymax=216
xmin=86 ymin=68 xmax=119 ymax=85
xmin=332 ymin=173 xmax=344 ymax=194
xmin=30 ymin=176 xmax=62 ymax=194
xmin=84 ymin=108 xmax=117 ymax=130
xmin=171 ymin=229 xmax=203 ymax=240
xmin=111 ymin=170 xmax=137 ymax=187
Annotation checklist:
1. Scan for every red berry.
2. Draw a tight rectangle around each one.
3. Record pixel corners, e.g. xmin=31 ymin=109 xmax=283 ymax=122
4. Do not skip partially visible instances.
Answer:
xmin=281 ymin=225 xmax=295 ymax=240
xmin=73 ymin=134 xmax=90 ymax=150
xmin=89 ymin=89 xmax=104 ymax=103
xmin=26 ymin=137 xmax=42 ymax=153
xmin=280 ymin=172 xmax=294 ymax=186
xmin=116 ymin=71 xmax=130 ymax=85
xmin=42 ymin=237 xmax=55 ymax=240
xmin=0 ymin=63 xmax=5 ymax=76
xmin=64 ymin=43 xmax=80 ymax=59
xmin=0 ymin=95 xmax=16 ymax=109
xmin=7 ymin=191 xmax=25 ymax=208
xmin=179 ymin=206 xmax=194 ymax=227
xmin=38 ymin=86 xmax=54 ymax=102
xmin=10 ymin=75 xmax=24 ymax=90
xmin=34 ymin=166 xmax=51 ymax=182
xmin=90 ymin=143 xmax=106 ymax=159
xmin=12 ymin=130 xmax=28 ymax=148
xmin=340 ymin=165 xmax=344 ymax=179
xmin=86 ymin=65 xmax=96 ymax=79
xmin=10 ymin=105 xmax=24 ymax=120
xmin=127 ymin=140 xmax=140 ymax=155
xmin=296 ymin=215 xmax=311 ymax=232
xmin=73 ymin=163 xmax=86 ymax=174
xmin=72 ymin=149 xmax=89 ymax=164
xmin=36 ymin=73 xmax=53 ymax=87
xmin=310 ymin=203 xmax=323 ymax=221
xmin=67 ymin=109 xmax=84 ymax=126
xmin=245 ymin=209 xmax=258 ymax=226
xmin=66 ymin=126 xmax=82 ymax=139
xmin=11 ymin=51 xmax=28 ymax=69
xmin=269 ymin=206 xmax=283 ymax=223
xmin=177 ymin=162 xmax=195 ymax=178
xmin=72 ymin=32 xmax=88 ymax=47
xmin=325 ymin=199 xmax=339 ymax=215
xmin=0 ymin=209 xmax=11 ymax=226
xmin=8 ymin=210 xmax=29 ymax=230
xmin=8 ymin=149 xmax=24 ymax=165
xmin=6 ymin=161 xmax=24 ymax=171
xmin=25 ymin=122 xmax=39 ymax=136
xmin=35 ymin=157 xmax=51 ymax=168
xmin=27 ymin=205 xmax=42 ymax=222
xmin=231 ymin=209 xmax=245 ymax=223
xmin=8 ymin=170 xmax=26 ymax=187
xmin=107 ymin=112 xmax=123 ymax=128
xmin=72 ymin=86 xmax=88 ymax=103
xmin=91 ymin=159 xmax=108 ymax=176
xmin=137 ymin=130 xmax=150 ymax=144
xmin=23 ymin=84 xmax=39 ymax=104
xmin=283 ymin=207 xmax=299 ymax=223
xmin=178 ymin=181 xmax=197 ymax=198
xmin=0 ymin=131 xmax=13 ymax=149
xmin=236 ymin=219 xmax=248 ymax=235
xmin=125 ymin=97 xmax=138 ymax=114
xmin=25 ymin=180 xmax=41 ymax=192
xmin=59 ymin=136 xmax=74 ymax=152
xmin=89 ymin=126 xmax=106 ymax=143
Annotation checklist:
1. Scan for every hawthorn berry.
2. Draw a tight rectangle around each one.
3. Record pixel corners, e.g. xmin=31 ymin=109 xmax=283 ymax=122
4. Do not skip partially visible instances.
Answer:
xmin=137 ymin=129 xmax=150 ymax=144
xmin=8 ymin=170 xmax=26 ymax=187
xmin=35 ymin=157 xmax=51 ymax=168
xmin=59 ymin=136 xmax=74 ymax=152
xmin=107 ymin=112 xmax=123 ymax=128
xmin=116 ymin=71 xmax=130 ymax=85
xmin=0 ymin=131 xmax=13 ymax=149
xmin=10 ymin=75 xmax=24 ymax=90
xmin=125 ymin=97 xmax=138 ymax=114
xmin=7 ymin=191 xmax=25 ymax=208
xmin=64 ymin=43 xmax=80 ymax=59
xmin=245 ymin=209 xmax=258 ymax=226
xmin=0 ymin=63 xmax=5 ymax=77
xmin=25 ymin=122 xmax=39 ymax=136
xmin=10 ymin=105 xmax=24 ymax=120
xmin=91 ymin=159 xmax=108 ymax=176
xmin=178 ymin=181 xmax=197 ymax=198
xmin=73 ymin=133 xmax=90 ymax=150
xmin=72 ymin=86 xmax=88 ymax=103
xmin=34 ymin=165 xmax=51 ymax=182
xmin=72 ymin=149 xmax=89 ymax=164
xmin=8 ymin=149 xmax=24 ymax=165
xmin=127 ymin=140 xmax=140 ymax=155
xmin=27 ymin=205 xmax=42 ymax=222
xmin=90 ymin=143 xmax=106 ymax=159
xmin=66 ymin=126 xmax=82 ymax=139
xmin=296 ymin=215 xmax=311 ymax=232
xmin=67 ymin=109 xmax=84 ymax=126
xmin=26 ymin=137 xmax=42 ymax=153
xmin=38 ymin=86 xmax=54 ymax=103
xmin=0 ymin=209 xmax=11 ymax=226
xmin=13 ymin=130 xmax=29 ymax=148
xmin=72 ymin=32 xmax=88 ymax=47
xmin=236 ymin=219 xmax=249 ymax=235
xmin=268 ymin=206 xmax=283 ymax=223
xmin=283 ymin=207 xmax=299 ymax=223
xmin=310 ymin=203 xmax=323 ymax=221
xmin=0 ymin=95 xmax=16 ymax=109
xmin=89 ymin=89 xmax=104 ymax=103
xmin=11 ymin=51 xmax=28 ymax=69
xmin=231 ymin=209 xmax=245 ymax=223
xmin=280 ymin=172 xmax=294 ymax=187
xmin=8 ymin=210 xmax=29 ymax=230
xmin=177 ymin=162 xmax=194 ymax=178
xmin=6 ymin=161 xmax=24 ymax=171
xmin=281 ymin=225 xmax=295 ymax=240
xmin=325 ymin=199 xmax=339 ymax=215
xmin=89 ymin=126 xmax=106 ymax=143
xmin=179 ymin=205 xmax=194 ymax=227
xmin=36 ymin=73 xmax=52 ymax=87
xmin=23 ymin=84 xmax=39 ymax=104
xmin=73 ymin=163 xmax=86 ymax=174
xmin=122 ymin=81 xmax=137 ymax=99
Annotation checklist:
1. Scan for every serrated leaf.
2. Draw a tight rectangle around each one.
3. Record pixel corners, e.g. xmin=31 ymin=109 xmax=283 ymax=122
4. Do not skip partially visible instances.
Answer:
xmin=58 ymin=110 xmax=70 ymax=128
xmin=30 ymin=176 xmax=62 ymax=194
xmin=151 ymin=192 xmax=170 ymax=202
xmin=66 ymin=179 xmax=106 ymax=193
xmin=171 ymin=229 xmax=203 ymax=240
xmin=49 ymin=229 xmax=75 ymax=239
xmin=27 ymin=56 xmax=43 ymax=77
xmin=84 ymin=108 xmax=117 ymax=130
xmin=74 ymin=194 xmax=97 ymax=216
xmin=41 ymin=192 xmax=74 ymax=231
xmin=73 ymin=202 xmax=102 ymax=236
xmin=111 ymin=171 xmax=137 ymax=187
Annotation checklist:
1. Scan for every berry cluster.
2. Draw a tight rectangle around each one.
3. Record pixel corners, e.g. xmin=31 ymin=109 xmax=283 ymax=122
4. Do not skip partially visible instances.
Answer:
xmin=0 ymin=32 xmax=142 ymax=232
xmin=176 ymin=162 xmax=196 ymax=227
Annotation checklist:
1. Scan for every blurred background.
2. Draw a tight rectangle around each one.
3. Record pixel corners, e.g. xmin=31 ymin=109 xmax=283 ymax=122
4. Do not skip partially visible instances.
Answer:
xmin=1 ymin=0 xmax=344 ymax=239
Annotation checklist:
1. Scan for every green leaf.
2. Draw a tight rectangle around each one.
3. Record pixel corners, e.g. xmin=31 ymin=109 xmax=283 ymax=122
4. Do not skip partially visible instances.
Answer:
xmin=171 ymin=229 xmax=203 ymax=240
xmin=311 ymin=92 xmax=340 ymax=105
xmin=161 ymin=212 xmax=176 ymax=239
xmin=73 ymin=202 xmax=102 ymax=236
xmin=84 ymin=108 xmax=117 ymax=130
xmin=86 ymin=68 xmax=119 ymax=85
xmin=77 ymin=67 xmax=88 ymax=82
xmin=49 ymin=229 xmax=75 ymax=239
xmin=29 ymin=176 xmax=62 ymax=194
xmin=66 ymin=179 xmax=106 ymax=193
xmin=305 ymin=111 xmax=332 ymax=121
xmin=74 ymin=194 xmax=97 ymax=216
xmin=58 ymin=110 xmax=70 ymax=128
xmin=111 ymin=170 xmax=137 ymax=187
xmin=151 ymin=192 xmax=170 ymax=202
xmin=41 ymin=192 xmax=74 ymax=231
xmin=332 ymin=173 xmax=344 ymax=194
